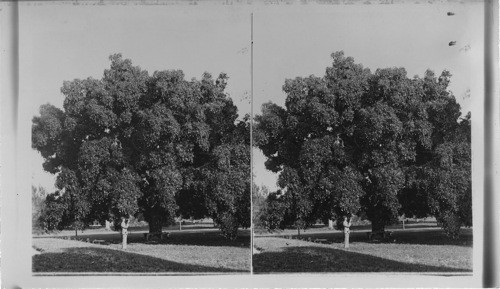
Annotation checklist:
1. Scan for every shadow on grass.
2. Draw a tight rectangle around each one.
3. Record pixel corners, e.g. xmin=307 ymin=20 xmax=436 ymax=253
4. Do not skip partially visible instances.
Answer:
xmin=127 ymin=224 xmax=216 ymax=232
xmin=269 ymin=228 xmax=472 ymax=247
xmin=389 ymin=228 xmax=472 ymax=246
xmin=350 ymin=222 xmax=441 ymax=231
xmin=276 ymin=221 xmax=439 ymax=231
xmin=252 ymin=246 xmax=471 ymax=273
xmin=131 ymin=230 xmax=251 ymax=248
xmin=44 ymin=229 xmax=251 ymax=248
xmin=33 ymin=247 xmax=245 ymax=273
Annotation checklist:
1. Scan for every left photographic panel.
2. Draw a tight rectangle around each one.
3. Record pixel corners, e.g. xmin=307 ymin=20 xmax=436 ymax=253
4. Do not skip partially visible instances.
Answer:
xmin=23 ymin=2 xmax=251 ymax=275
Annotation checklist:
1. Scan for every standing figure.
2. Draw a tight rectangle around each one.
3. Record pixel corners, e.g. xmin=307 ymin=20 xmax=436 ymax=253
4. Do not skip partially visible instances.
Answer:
xmin=121 ymin=217 xmax=129 ymax=250
xmin=343 ymin=215 xmax=352 ymax=249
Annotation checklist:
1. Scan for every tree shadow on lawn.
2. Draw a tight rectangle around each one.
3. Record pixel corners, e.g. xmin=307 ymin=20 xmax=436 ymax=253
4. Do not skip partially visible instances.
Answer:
xmin=308 ymin=222 xmax=438 ymax=231
xmin=271 ymin=228 xmax=472 ymax=247
xmin=127 ymin=224 xmax=216 ymax=232
xmin=33 ymin=247 xmax=246 ymax=273
xmin=48 ymin=230 xmax=251 ymax=248
xmin=132 ymin=230 xmax=251 ymax=248
xmin=389 ymin=228 xmax=472 ymax=246
xmin=252 ymin=246 xmax=471 ymax=273
xmin=350 ymin=222 xmax=442 ymax=231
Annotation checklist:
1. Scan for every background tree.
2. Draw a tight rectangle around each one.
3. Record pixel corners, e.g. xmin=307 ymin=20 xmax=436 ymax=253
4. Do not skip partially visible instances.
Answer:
xmin=32 ymin=54 xmax=250 ymax=238
xmin=255 ymin=51 xmax=471 ymax=235
xmin=258 ymin=190 xmax=288 ymax=231
xmin=252 ymin=184 xmax=269 ymax=230
xmin=38 ymin=191 xmax=67 ymax=231
xmin=32 ymin=185 xmax=47 ymax=233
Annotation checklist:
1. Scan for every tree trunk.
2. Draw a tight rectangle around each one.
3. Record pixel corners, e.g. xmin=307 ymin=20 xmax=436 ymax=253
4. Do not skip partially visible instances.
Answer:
xmin=148 ymin=214 xmax=163 ymax=234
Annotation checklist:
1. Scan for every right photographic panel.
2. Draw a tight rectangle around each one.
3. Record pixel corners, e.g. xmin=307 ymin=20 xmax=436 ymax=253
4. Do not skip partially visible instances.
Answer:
xmin=252 ymin=2 xmax=484 ymax=275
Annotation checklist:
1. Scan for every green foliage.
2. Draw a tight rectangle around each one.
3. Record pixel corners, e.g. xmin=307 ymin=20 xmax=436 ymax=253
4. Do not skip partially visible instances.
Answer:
xmin=216 ymin=212 xmax=240 ymax=240
xmin=260 ymin=191 xmax=289 ymax=231
xmin=32 ymin=54 xmax=249 ymax=238
xmin=32 ymin=186 xmax=47 ymax=233
xmin=39 ymin=192 xmax=67 ymax=231
xmin=425 ymin=113 xmax=471 ymax=238
xmin=255 ymin=51 xmax=471 ymax=236
xmin=252 ymin=184 xmax=270 ymax=230
xmin=177 ymin=113 xmax=250 ymax=239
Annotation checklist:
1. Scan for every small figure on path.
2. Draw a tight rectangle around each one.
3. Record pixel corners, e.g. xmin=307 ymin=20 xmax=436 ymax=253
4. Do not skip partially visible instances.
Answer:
xmin=343 ymin=215 xmax=352 ymax=249
xmin=121 ymin=217 xmax=129 ymax=250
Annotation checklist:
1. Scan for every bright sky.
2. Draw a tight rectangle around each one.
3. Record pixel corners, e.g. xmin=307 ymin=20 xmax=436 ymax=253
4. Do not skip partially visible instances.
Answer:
xmin=20 ymin=2 xmax=484 ymax=193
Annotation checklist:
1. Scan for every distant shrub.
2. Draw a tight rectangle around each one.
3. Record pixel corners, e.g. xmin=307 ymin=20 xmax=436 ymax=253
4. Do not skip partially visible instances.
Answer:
xmin=32 ymin=186 xmax=47 ymax=234
xmin=39 ymin=193 xmax=67 ymax=231
xmin=216 ymin=212 xmax=239 ymax=241
xmin=438 ymin=212 xmax=462 ymax=239
xmin=258 ymin=192 xmax=288 ymax=232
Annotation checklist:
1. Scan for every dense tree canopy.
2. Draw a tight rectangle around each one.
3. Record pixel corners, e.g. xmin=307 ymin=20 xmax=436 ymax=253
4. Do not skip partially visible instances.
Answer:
xmin=255 ymin=51 xmax=471 ymax=236
xmin=32 ymin=54 xmax=250 ymax=239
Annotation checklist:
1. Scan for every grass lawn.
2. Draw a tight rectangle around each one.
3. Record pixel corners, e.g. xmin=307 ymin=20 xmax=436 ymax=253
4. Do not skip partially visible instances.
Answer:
xmin=33 ymin=228 xmax=250 ymax=273
xmin=253 ymin=224 xmax=472 ymax=273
